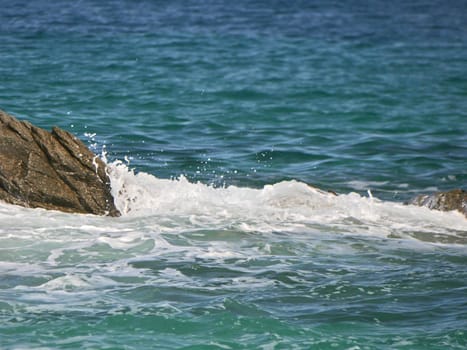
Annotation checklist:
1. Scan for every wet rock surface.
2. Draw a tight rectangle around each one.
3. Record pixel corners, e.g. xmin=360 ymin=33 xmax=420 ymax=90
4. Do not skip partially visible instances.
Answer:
xmin=0 ymin=110 xmax=120 ymax=216
xmin=409 ymin=189 xmax=467 ymax=218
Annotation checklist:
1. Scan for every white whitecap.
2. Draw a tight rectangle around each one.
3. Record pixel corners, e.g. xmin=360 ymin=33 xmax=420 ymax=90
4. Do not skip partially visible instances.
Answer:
xmin=106 ymin=161 xmax=467 ymax=242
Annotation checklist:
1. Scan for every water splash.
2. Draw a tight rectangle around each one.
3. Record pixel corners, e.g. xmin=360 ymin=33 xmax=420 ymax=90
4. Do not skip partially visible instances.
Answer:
xmin=106 ymin=161 xmax=467 ymax=244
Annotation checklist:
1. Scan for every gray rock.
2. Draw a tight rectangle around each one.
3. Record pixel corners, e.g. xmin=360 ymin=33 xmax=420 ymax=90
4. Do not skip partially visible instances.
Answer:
xmin=0 ymin=109 xmax=120 ymax=216
xmin=408 ymin=189 xmax=467 ymax=218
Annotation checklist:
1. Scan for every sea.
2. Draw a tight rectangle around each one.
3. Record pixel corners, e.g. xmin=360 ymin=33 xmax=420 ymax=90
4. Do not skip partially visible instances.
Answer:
xmin=1 ymin=0 xmax=467 ymax=349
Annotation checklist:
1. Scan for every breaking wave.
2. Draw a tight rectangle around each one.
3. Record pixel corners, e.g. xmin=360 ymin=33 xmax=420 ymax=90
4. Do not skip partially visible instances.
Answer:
xmin=107 ymin=161 xmax=467 ymax=245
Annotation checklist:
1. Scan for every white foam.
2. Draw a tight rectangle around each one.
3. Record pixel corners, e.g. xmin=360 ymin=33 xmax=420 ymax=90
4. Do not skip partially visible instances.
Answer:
xmin=0 ymin=160 xmax=465 ymax=251
xmin=38 ymin=274 xmax=118 ymax=291
xmin=106 ymin=161 xmax=467 ymax=242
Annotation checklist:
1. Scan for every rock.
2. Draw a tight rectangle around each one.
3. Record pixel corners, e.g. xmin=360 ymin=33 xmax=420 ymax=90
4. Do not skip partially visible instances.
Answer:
xmin=0 ymin=109 xmax=120 ymax=216
xmin=408 ymin=189 xmax=467 ymax=217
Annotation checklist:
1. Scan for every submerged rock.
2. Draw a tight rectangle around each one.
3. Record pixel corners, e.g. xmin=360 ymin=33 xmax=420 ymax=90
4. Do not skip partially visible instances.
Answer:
xmin=408 ymin=189 xmax=467 ymax=218
xmin=0 ymin=110 xmax=120 ymax=216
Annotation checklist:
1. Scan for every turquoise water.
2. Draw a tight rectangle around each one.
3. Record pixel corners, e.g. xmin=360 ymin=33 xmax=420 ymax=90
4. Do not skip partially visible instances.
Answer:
xmin=1 ymin=1 xmax=467 ymax=349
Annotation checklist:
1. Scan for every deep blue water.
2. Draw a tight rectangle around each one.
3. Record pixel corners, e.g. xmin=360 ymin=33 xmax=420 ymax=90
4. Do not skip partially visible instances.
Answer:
xmin=1 ymin=1 xmax=466 ymax=349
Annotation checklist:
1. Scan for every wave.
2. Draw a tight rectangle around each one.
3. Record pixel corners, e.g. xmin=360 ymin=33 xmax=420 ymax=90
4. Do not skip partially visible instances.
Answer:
xmin=0 ymin=158 xmax=465 ymax=246
xmin=106 ymin=161 xmax=467 ymax=244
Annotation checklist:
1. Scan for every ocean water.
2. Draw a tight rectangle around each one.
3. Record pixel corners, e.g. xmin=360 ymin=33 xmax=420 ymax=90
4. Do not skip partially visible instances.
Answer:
xmin=1 ymin=0 xmax=467 ymax=349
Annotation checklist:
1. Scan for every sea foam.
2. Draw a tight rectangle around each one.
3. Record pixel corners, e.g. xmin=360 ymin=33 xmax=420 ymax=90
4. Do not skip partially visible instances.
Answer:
xmin=106 ymin=160 xmax=467 ymax=244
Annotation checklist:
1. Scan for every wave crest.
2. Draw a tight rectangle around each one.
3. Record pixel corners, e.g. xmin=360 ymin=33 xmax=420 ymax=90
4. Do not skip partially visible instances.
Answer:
xmin=107 ymin=161 xmax=467 ymax=243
